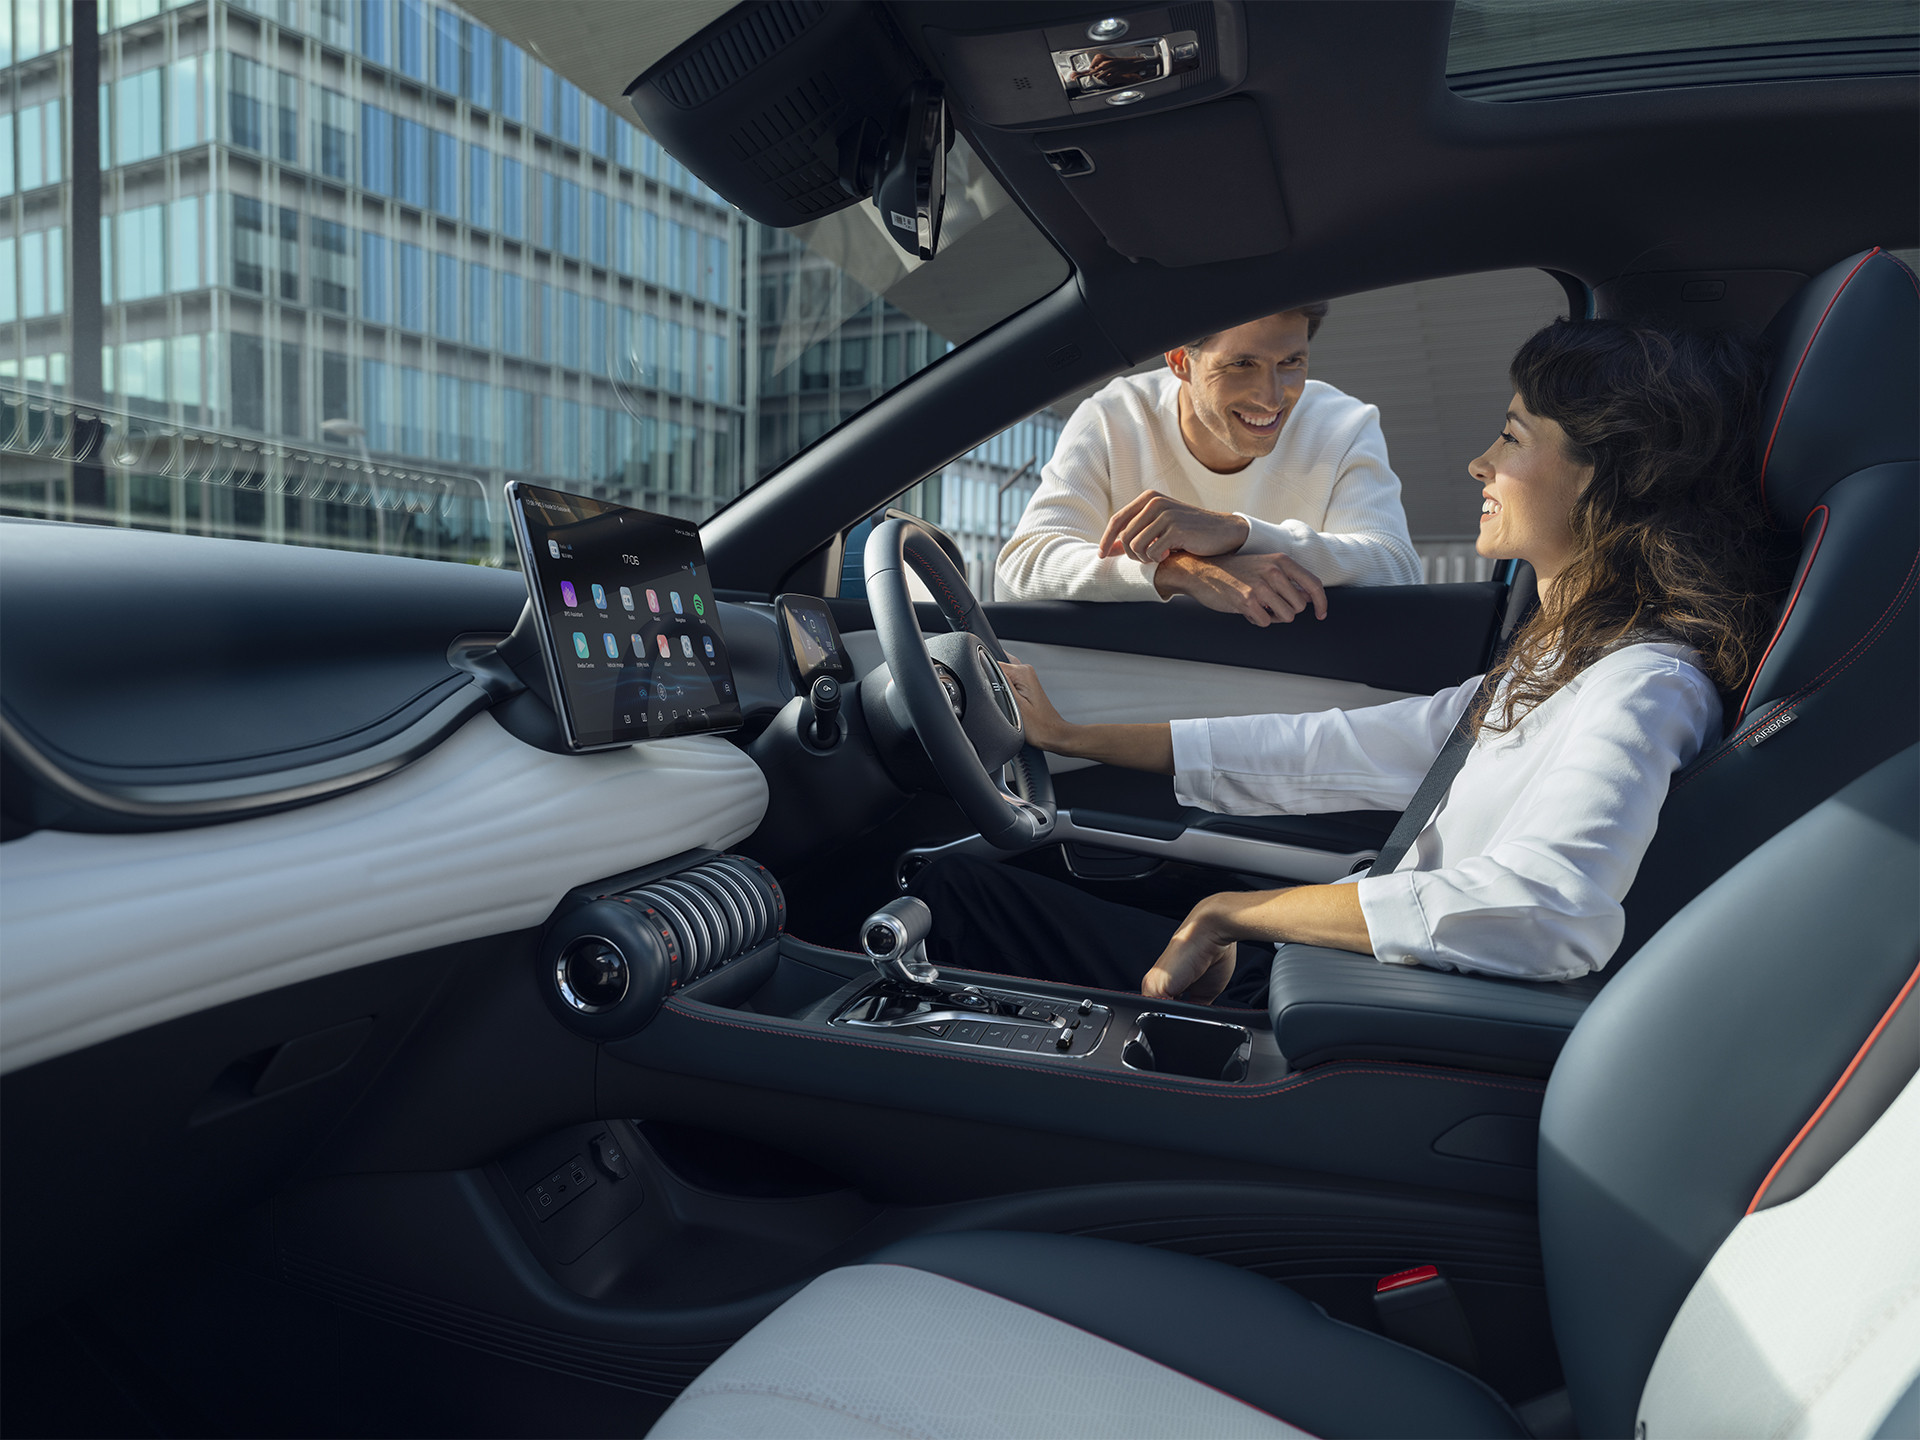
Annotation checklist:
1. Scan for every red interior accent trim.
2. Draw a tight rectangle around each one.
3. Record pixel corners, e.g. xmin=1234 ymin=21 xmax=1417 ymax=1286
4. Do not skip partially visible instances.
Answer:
xmin=1737 ymin=504 xmax=1831 ymax=725
xmin=1746 ymin=957 xmax=1920 ymax=1215
xmin=1759 ymin=249 xmax=1879 ymax=503
xmin=1375 ymin=1265 xmax=1440 ymax=1293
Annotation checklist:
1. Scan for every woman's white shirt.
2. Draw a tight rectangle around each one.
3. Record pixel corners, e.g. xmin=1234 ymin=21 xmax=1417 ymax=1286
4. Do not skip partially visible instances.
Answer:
xmin=1168 ymin=644 xmax=1722 ymax=980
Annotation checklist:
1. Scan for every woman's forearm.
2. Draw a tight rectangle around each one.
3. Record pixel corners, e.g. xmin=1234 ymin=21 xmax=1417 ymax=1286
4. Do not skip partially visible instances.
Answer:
xmin=1207 ymin=883 xmax=1373 ymax=954
xmin=1048 ymin=721 xmax=1175 ymax=775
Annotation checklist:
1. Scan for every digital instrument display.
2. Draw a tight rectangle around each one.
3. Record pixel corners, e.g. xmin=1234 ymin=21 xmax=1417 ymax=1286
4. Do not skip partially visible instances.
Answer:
xmin=508 ymin=482 xmax=741 ymax=750
xmin=776 ymin=593 xmax=854 ymax=688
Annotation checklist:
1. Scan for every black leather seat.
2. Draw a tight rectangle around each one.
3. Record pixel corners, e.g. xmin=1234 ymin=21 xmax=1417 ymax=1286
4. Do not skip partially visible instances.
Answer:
xmin=648 ymin=746 xmax=1920 ymax=1439
xmin=1615 ymin=246 xmax=1919 ymax=963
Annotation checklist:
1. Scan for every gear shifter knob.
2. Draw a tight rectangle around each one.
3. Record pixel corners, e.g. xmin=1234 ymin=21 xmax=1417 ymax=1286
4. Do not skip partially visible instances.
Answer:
xmin=861 ymin=895 xmax=939 ymax=988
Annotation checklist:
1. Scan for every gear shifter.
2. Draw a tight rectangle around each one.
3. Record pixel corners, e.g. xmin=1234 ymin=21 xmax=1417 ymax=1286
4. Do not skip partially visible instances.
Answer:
xmin=861 ymin=896 xmax=939 ymax=989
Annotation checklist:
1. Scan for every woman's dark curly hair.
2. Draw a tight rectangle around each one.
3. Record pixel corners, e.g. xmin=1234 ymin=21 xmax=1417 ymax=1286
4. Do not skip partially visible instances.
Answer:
xmin=1474 ymin=318 xmax=1789 ymax=736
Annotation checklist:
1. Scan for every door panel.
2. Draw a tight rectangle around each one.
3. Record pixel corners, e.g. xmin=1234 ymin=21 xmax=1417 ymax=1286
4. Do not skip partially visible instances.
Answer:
xmin=836 ymin=583 xmax=1507 ymax=882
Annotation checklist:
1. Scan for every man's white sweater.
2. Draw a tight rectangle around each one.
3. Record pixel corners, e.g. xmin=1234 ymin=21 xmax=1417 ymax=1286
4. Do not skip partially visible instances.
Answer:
xmin=996 ymin=372 xmax=1421 ymax=601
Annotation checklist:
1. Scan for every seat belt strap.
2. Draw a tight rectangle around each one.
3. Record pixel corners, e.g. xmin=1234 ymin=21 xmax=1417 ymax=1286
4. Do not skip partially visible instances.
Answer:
xmin=1365 ymin=704 xmax=1478 ymax=878
xmin=1366 ymin=573 xmax=1536 ymax=880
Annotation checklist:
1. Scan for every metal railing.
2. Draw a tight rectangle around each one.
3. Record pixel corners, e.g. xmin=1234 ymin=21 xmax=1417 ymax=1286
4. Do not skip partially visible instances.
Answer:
xmin=0 ymin=384 xmax=506 ymax=566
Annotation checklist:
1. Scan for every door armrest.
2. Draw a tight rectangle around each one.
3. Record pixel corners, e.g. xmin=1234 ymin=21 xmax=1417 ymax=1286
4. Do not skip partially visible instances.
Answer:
xmin=1268 ymin=945 xmax=1602 ymax=1077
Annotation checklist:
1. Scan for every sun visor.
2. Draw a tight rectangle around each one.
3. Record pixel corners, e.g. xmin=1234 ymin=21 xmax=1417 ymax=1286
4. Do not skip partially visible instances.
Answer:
xmin=624 ymin=1 xmax=924 ymax=230
xmin=1037 ymin=96 xmax=1289 ymax=267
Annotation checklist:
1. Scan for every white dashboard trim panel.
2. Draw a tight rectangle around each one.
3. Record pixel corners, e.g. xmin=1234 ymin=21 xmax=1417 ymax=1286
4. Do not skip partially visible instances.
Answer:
xmin=0 ymin=713 xmax=768 ymax=1075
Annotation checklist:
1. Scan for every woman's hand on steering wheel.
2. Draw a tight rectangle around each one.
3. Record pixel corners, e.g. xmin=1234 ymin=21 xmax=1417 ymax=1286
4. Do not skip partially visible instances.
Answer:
xmin=997 ymin=656 xmax=1072 ymax=751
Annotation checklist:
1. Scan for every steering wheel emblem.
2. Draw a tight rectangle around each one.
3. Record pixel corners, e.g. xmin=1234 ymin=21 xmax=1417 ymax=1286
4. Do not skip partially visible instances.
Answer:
xmin=932 ymin=662 xmax=966 ymax=719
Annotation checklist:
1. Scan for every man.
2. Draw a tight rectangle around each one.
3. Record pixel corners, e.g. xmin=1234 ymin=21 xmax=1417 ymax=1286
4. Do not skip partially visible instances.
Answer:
xmin=995 ymin=305 xmax=1421 ymax=623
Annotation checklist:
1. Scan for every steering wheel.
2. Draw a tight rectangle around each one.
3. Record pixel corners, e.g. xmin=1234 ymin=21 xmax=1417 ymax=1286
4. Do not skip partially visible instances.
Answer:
xmin=863 ymin=518 xmax=1056 ymax=849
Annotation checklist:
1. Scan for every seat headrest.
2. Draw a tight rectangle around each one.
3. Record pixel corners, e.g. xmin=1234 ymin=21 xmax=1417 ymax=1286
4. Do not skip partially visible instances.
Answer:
xmin=1758 ymin=247 xmax=1919 ymax=525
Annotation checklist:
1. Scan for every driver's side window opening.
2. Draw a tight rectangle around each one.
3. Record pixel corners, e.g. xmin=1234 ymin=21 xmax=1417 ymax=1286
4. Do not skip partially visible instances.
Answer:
xmin=872 ymin=267 xmax=1570 ymax=596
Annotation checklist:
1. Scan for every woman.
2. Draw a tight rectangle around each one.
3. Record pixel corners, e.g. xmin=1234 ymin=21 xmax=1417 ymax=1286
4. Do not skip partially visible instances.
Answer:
xmin=912 ymin=319 xmax=1785 ymax=1004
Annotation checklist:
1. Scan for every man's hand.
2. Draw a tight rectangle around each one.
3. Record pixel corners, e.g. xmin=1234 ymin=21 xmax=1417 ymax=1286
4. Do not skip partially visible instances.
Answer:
xmin=1154 ymin=550 xmax=1329 ymax=626
xmin=1143 ymin=894 xmax=1240 ymax=1003
xmin=1099 ymin=491 xmax=1250 ymax=562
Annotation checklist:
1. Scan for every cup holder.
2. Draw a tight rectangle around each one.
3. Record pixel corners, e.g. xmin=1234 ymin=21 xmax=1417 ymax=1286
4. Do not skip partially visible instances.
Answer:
xmin=1121 ymin=1012 xmax=1252 ymax=1082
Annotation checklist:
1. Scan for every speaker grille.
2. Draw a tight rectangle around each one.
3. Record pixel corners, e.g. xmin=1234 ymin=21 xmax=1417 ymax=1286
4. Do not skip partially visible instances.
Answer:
xmin=654 ymin=0 xmax=827 ymax=110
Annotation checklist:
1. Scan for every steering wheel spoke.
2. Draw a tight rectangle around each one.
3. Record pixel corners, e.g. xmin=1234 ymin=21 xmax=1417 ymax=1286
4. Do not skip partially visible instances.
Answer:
xmin=863 ymin=518 xmax=1057 ymax=850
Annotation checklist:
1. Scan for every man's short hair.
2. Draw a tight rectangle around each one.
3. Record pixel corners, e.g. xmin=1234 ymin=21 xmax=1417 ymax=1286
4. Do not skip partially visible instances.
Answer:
xmin=1185 ymin=301 xmax=1330 ymax=352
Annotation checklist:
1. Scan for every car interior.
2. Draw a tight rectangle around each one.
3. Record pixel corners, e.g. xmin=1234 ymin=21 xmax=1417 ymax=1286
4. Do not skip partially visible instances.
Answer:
xmin=1 ymin=2 xmax=1916 ymax=1437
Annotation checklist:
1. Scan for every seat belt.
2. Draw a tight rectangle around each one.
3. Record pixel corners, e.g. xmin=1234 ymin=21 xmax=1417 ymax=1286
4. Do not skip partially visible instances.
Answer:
xmin=1366 ymin=569 xmax=1537 ymax=879
xmin=1365 ymin=710 xmax=1478 ymax=877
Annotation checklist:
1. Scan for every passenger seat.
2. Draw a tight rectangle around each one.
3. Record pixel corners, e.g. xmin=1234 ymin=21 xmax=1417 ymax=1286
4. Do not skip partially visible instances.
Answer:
xmin=648 ymin=745 xmax=1920 ymax=1439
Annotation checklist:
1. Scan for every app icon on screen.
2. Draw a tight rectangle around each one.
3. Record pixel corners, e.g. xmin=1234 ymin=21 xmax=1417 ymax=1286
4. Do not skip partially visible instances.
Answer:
xmin=702 ymin=636 xmax=716 ymax=659
xmin=692 ymin=594 xmax=705 ymax=617
xmin=592 ymin=584 xmax=608 ymax=610
xmin=547 ymin=540 xmax=560 ymax=560
xmin=646 ymin=589 xmax=660 ymax=614
xmin=619 ymin=587 xmax=634 ymax=612
xmin=670 ymin=591 xmax=684 ymax=615
xmin=560 ymin=581 xmax=578 ymax=608
xmin=680 ymin=635 xmax=694 ymax=658
xmin=656 ymin=634 xmax=672 ymax=658
xmin=630 ymin=633 xmax=646 ymax=657
xmin=572 ymin=632 xmax=590 ymax=659
xmin=602 ymin=633 xmax=619 ymax=658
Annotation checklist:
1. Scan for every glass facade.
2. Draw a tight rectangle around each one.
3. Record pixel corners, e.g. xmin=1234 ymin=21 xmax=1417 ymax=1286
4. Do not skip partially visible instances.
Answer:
xmin=0 ymin=0 xmax=1063 ymax=579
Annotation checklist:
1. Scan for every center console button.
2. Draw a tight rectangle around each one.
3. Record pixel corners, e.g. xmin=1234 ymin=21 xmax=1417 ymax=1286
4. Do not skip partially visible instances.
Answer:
xmin=980 ymin=1023 xmax=1016 ymax=1048
xmin=948 ymin=1020 xmax=986 ymax=1043
xmin=918 ymin=1021 xmax=952 ymax=1037
xmin=1004 ymin=1027 xmax=1043 ymax=1052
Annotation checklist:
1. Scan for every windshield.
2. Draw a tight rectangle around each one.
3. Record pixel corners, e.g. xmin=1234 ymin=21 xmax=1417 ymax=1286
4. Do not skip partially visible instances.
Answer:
xmin=0 ymin=0 xmax=1070 ymax=565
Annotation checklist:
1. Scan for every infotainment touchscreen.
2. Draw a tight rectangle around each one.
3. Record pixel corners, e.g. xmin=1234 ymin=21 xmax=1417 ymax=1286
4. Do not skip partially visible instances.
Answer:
xmin=507 ymin=482 xmax=742 ymax=750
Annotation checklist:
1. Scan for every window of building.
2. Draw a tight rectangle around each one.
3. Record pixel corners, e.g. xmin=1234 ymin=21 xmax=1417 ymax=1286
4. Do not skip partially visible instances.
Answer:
xmin=116 ymin=66 xmax=163 ymax=165
xmin=467 ymin=263 xmax=491 ymax=348
xmin=466 ymin=20 xmax=492 ymax=109
xmin=560 ymin=290 xmax=581 ymax=370
xmin=228 ymin=54 xmax=267 ymax=152
xmin=641 ymin=313 xmax=658 ymax=385
xmin=397 ymin=243 xmax=426 ymax=330
xmin=587 ymin=99 xmax=608 ymax=159
xmin=314 ymin=87 xmax=351 ymax=181
xmin=466 ymin=144 xmax=491 ymax=228
xmin=167 ymin=196 xmax=204 ymax=292
xmin=396 ymin=0 xmax=427 ymax=82
xmin=588 ymin=192 xmax=608 ymax=269
xmin=312 ymin=218 xmax=351 ymax=312
xmin=358 ymin=231 xmax=389 ymax=322
xmin=839 ymin=336 xmax=868 ymax=390
xmin=16 ymin=99 xmax=60 ymax=191
xmin=395 ymin=118 xmax=427 ymax=207
xmin=398 ymin=365 xmax=426 ymax=454
xmin=497 ymin=39 xmax=525 ymax=121
xmin=277 ymin=205 xmax=299 ymax=301
xmin=559 ymin=178 xmax=581 ymax=258
xmin=231 ymin=196 xmax=266 ymax=293
xmin=168 ymin=56 xmax=211 ymax=152
xmin=500 ymin=156 xmax=524 ymax=239
xmin=356 ymin=0 xmax=390 ymax=66
xmin=666 ymin=320 xmax=685 ymax=392
xmin=641 ymin=211 xmax=659 ymax=283
xmin=704 ymin=234 xmax=729 ymax=308
xmin=280 ymin=341 xmax=302 ymax=437
xmin=588 ymin=298 xmax=607 ymax=377
xmin=534 ymin=281 xmax=553 ymax=361
xmin=430 ymin=129 xmax=458 ymax=216
xmin=500 ymin=273 xmax=524 ymax=355
xmin=502 ymin=388 xmax=531 ymax=470
xmin=230 ymin=333 xmax=266 ymax=430
xmin=434 ymin=372 xmax=460 ymax=460
xmin=359 ymin=104 xmax=392 ymax=194
xmin=615 ymin=201 xmax=634 ymax=275
xmin=433 ymin=254 xmax=459 ymax=340
xmin=432 ymin=5 xmax=461 ymax=93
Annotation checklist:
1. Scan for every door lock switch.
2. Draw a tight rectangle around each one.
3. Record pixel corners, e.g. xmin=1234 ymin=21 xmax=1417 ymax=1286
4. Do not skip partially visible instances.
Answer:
xmin=591 ymin=1132 xmax=632 ymax=1181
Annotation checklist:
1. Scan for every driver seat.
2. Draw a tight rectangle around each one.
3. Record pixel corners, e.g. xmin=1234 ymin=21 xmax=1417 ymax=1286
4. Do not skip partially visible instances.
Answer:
xmin=646 ymin=745 xmax=1920 ymax=1439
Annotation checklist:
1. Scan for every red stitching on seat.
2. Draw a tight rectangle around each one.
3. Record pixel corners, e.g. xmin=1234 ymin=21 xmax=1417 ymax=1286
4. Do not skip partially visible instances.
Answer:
xmin=1737 ymin=505 xmax=1830 ymax=725
xmin=1759 ymin=248 xmax=1879 ymax=513
xmin=1673 ymin=545 xmax=1918 ymax=790
xmin=1745 ymin=957 xmax=1920 ymax=1214
xmin=659 ymin=1000 xmax=1546 ymax=1102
